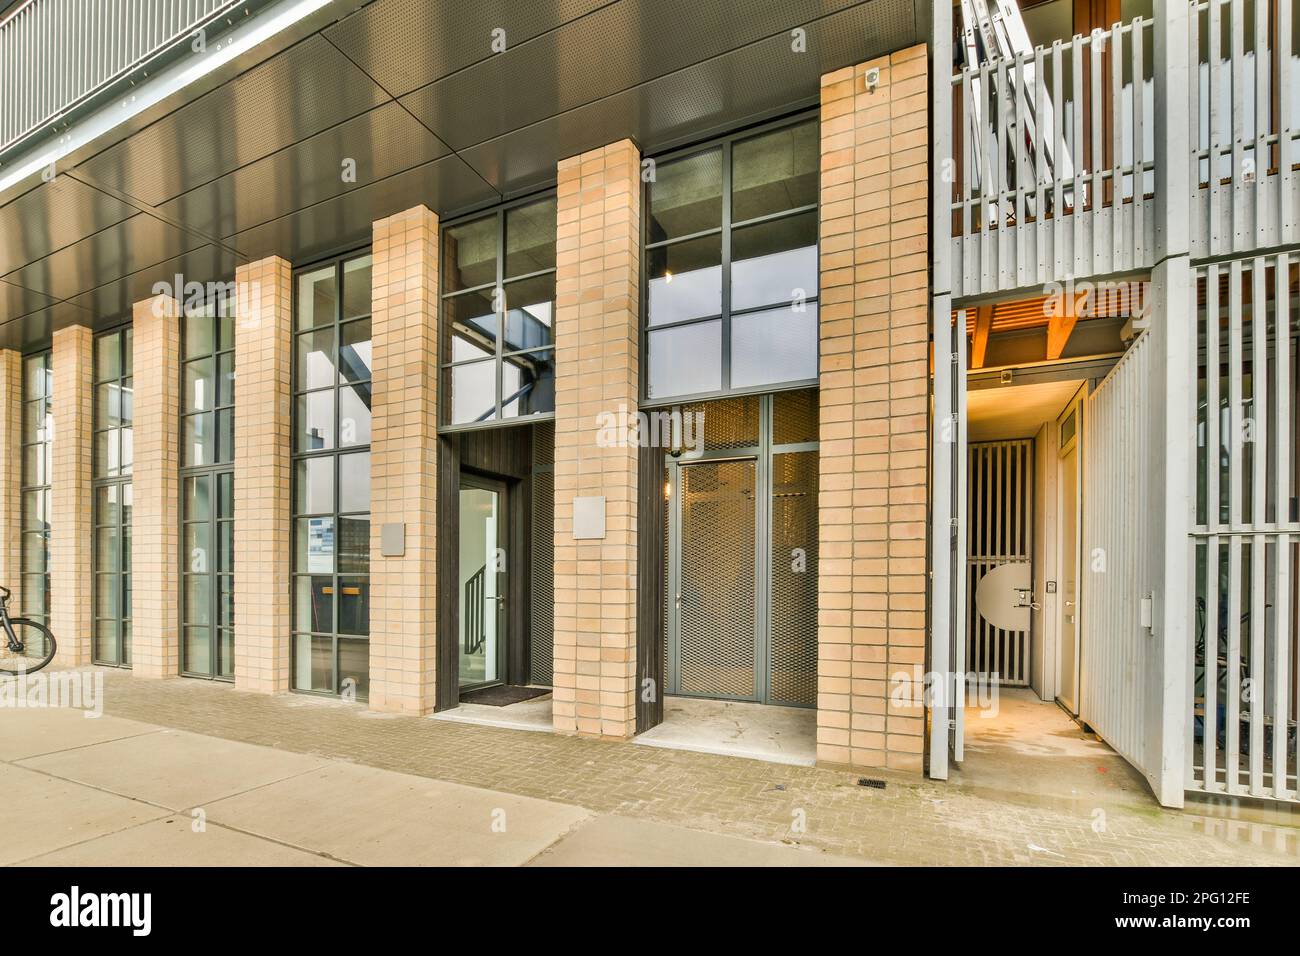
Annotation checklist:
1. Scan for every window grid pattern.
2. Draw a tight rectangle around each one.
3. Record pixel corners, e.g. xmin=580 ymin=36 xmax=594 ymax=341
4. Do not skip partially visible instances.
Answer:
xmin=92 ymin=328 xmax=133 ymax=667
xmin=292 ymin=252 xmax=373 ymax=698
xmin=642 ymin=114 xmax=820 ymax=403
xmin=20 ymin=351 xmax=52 ymax=625
xmin=180 ymin=295 xmax=235 ymax=679
xmin=440 ymin=195 xmax=558 ymax=428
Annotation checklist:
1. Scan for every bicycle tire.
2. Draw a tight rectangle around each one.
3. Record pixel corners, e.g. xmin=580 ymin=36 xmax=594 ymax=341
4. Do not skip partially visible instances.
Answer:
xmin=0 ymin=618 xmax=57 ymax=675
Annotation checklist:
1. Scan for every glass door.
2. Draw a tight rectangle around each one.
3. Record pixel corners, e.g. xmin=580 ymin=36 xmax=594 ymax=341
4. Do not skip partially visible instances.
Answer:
xmin=459 ymin=477 xmax=507 ymax=689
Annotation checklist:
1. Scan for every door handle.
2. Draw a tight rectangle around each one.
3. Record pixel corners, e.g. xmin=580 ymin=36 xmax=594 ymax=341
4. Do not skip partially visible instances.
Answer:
xmin=675 ymin=592 xmax=682 ymax=609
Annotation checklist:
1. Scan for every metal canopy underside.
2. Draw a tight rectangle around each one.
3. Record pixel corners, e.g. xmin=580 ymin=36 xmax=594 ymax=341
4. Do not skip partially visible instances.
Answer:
xmin=0 ymin=0 xmax=922 ymax=350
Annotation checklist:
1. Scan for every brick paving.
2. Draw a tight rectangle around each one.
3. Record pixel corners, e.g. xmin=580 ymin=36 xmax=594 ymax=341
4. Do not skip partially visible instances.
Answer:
xmin=80 ymin=670 xmax=1299 ymax=866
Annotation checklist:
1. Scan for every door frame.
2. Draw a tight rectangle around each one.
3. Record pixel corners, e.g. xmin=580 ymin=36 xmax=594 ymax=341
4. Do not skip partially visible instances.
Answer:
xmin=1054 ymin=385 xmax=1086 ymax=714
xmin=665 ymin=452 xmax=764 ymax=703
xmin=457 ymin=472 xmax=510 ymax=692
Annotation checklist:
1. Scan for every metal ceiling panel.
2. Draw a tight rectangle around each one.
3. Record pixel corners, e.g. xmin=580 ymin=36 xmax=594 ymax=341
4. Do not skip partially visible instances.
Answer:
xmin=226 ymin=153 xmax=497 ymax=264
xmin=398 ymin=0 xmax=880 ymax=151
xmin=157 ymin=101 xmax=449 ymax=246
xmin=324 ymin=0 xmax=610 ymax=98
xmin=68 ymin=243 xmax=240 ymax=321
xmin=0 ymin=278 xmax=59 ymax=322
xmin=1 ymin=212 xmax=210 ymax=301
xmin=457 ymin=0 xmax=911 ymax=196
xmin=0 ymin=174 xmax=139 ymax=275
xmin=0 ymin=299 xmax=97 ymax=352
xmin=73 ymin=35 xmax=389 ymax=207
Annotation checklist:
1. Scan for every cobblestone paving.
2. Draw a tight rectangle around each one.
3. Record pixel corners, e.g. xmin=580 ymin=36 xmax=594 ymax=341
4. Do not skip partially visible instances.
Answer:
xmin=80 ymin=670 xmax=1299 ymax=866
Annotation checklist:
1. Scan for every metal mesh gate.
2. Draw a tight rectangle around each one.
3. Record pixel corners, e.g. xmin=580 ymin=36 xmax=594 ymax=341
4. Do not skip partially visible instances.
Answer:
xmin=770 ymin=450 xmax=818 ymax=706
xmin=967 ymin=439 xmax=1033 ymax=686
xmin=677 ymin=459 xmax=758 ymax=698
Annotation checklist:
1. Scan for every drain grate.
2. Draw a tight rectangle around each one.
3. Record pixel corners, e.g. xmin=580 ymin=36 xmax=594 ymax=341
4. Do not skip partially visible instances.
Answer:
xmin=857 ymin=777 xmax=886 ymax=790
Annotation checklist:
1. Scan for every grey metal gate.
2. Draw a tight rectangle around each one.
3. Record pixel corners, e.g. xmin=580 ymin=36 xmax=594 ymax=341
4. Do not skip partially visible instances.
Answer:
xmin=664 ymin=392 xmax=818 ymax=707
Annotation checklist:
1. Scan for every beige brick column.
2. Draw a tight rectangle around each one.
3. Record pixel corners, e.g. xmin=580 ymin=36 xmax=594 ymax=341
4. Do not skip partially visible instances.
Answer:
xmin=131 ymin=295 xmax=180 ymax=678
xmin=552 ymin=140 xmax=641 ymax=737
xmin=0 ymin=350 xmax=21 ymax=614
xmin=368 ymin=205 xmax=440 ymax=714
xmin=234 ymin=257 xmax=292 ymax=692
xmin=51 ymin=325 xmax=93 ymax=666
xmin=817 ymin=46 xmax=930 ymax=772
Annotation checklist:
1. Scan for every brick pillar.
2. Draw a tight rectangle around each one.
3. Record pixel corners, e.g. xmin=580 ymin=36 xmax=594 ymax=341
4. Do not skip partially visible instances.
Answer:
xmin=131 ymin=295 xmax=180 ymax=678
xmin=369 ymin=205 xmax=440 ymax=714
xmin=0 ymin=350 xmax=21 ymax=614
xmin=817 ymin=47 xmax=929 ymax=772
xmin=552 ymin=139 xmax=641 ymax=737
xmin=50 ymin=325 xmax=93 ymax=666
xmin=233 ymin=257 xmax=292 ymax=692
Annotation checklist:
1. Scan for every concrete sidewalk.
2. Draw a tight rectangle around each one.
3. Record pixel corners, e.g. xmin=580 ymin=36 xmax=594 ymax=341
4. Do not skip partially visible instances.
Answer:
xmin=0 ymin=707 xmax=863 ymax=866
xmin=3 ymin=670 xmax=1299 ymax=866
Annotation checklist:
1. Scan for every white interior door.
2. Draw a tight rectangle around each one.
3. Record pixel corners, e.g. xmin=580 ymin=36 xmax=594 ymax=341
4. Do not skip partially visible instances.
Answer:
xmin=1056 ymin=406 xmax=1081 ymax=714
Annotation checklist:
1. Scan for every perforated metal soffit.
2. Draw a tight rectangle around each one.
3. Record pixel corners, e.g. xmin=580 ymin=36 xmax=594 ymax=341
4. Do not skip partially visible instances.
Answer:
xmin=0 ymin=0 xmax=921 ymax=350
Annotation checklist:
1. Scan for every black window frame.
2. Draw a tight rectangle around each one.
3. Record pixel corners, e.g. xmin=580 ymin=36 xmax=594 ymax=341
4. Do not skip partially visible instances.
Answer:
xmin=640 ymin=110 xmax=821 ymax=408
xmin=291 ymin=248 xmax=374 ymax=700
xmin=179 ymin=290 xmax=236 ymax=680
xmin=92 ymin=324 xmax=134 ymax=668
xmin=438 ymin=190 xmax=558 ymax=433
xmin=20 ymin=349 xmax=52 ymax=626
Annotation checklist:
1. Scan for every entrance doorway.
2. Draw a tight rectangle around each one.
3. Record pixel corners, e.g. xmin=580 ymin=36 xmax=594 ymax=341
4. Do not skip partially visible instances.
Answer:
xmin=458 ymin=476 xmax=507 ymax=690
xmin=663 ymin=392 xmax=818 ymax=709
xmin=1056 ymin=403 xmax=1081 ymax=715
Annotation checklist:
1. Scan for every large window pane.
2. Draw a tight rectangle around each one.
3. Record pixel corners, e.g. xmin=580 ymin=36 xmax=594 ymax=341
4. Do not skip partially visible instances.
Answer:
xmin=338 ymin=385 xmax=372 ymax=447
xmin=443 ymin=215 xmax=496 ymax=292
xmin=296 ymin=391 xmax=334 ymax=452
xmin=648 ymin=235 xmax=722 ymax=326
xmin=339 ymin=319 xmax=372 ymax=383
xmin=647 ymin=321 xmax=723 ymax=399
xmin=184 ymin=307 xmax=216 ymax=361
xmin=502 ymin=273 xmax=554 ymax=351
xmin=293 ymin=634 xmax=334 ymax=692
xmin=648 ymin=148 xmax=722 ymax=242
xmin=95 ymin=332 xmax=121 ymax=382
xmin=505 ymin=199 xmax=557 ymax=278
xmin=337 ymin=576 xmax=369 ymax=635
xmin=183 ymin=412 xmax=213 ymax=467
xmin=730 ymin=304 xmax=819 ymax=389
xmin=502 ymin=349 xmax=554 ymax=418
xmin=730 ymin=210 xmax=818 ymax=311
xmin=342 ymin=255 xmax=373 ymax=320
xmin=296 ymin=516 xmax=335 ymax=574
xmin=338 ymin=452 xmax=370 ymax=513
xmin=295 ymin=577 xmax=333 ymax=633
xmin=445 ymin=289 xmax=498 ymax=360
xmin=184 ymin=358 xmax=215 ymax=412
xmin=295 ymin=457 xmax=335 ymax=515
xmin=449 ymin=360 xmax=497 ymax=424
xmin=338 ymin=518 xmax=370 ymax=573
xmin=731 ymin=121 xmax=818 ymax=222
xmin=297 ymin=266 xmax=337 ymax=331
xmin=295 ymin=327 xmax=336 ymax=391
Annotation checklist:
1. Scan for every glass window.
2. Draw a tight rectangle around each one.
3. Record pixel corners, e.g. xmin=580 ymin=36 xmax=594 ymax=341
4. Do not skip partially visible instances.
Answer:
xmin=441 ymin=196 xmax=557 ymax=426
xmin=20 ymin=352 xmax=52 ymax=624
xmin=293 ymin=250 xmax=373 ymax=698
xmin=643 ymin=116 xmax=819 ymax=401
xmin=181 ymin=291 xmax=236 ymax=679
xmin=93 ymin=330 xmax=132 ymax=667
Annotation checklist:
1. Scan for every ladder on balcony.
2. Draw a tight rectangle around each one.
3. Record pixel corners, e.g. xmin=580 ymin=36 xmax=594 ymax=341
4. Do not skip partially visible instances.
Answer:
xmin=957 ymin=0 xmax=1074 ymax=211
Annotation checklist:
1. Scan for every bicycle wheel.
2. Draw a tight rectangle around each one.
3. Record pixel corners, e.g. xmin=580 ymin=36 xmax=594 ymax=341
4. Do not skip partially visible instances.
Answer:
xmin=0 ymin=618 xmax=57 ymax=674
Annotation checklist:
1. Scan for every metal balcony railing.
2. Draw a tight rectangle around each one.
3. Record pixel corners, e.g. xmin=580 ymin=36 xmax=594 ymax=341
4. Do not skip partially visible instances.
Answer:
xmin=948 ymin=17 xmax=1156 ymax=296
xmin=0 ymin=0 xmax=244 ymax=157
xmin=1190 ymin=0 xmax=1300 ymax=256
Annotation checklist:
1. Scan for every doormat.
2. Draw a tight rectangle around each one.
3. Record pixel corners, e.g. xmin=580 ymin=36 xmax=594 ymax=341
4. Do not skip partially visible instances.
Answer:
xmin=459 ymin=684 xmax=552 ymax=707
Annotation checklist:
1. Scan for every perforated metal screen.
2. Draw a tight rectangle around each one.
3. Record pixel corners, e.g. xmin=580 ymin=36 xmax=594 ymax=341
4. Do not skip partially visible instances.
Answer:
xmin=677 ymin=459 xmax=758 ymax=698
xmin=770 ymin=451 xmax=818 ymax=706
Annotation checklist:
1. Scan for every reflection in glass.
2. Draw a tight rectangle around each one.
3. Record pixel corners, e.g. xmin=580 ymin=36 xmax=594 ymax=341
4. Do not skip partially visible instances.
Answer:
xmin=450 ymin=361 xmax=497 ymax=424
xmin=648 ymin=148 xmax=723 ymax=242
xmin=505 ymin=199 xmax=557 ymax=278
xmin=297 ymin=266 xmax=337 ymax=330
xmin=731 ymin=121 xmax=818 ymax=223
xmin=443 ymin=215 xmax=496 ymax=292
xmin=647 ymin=235 xmax=722 ymax=326
xmin=501 ymin=349 xmax=554 ymax=417
xmin=730 ymin=210 xmax=818 ymax=311
xmin=295 ymin=327 xmax=336 ymax=391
